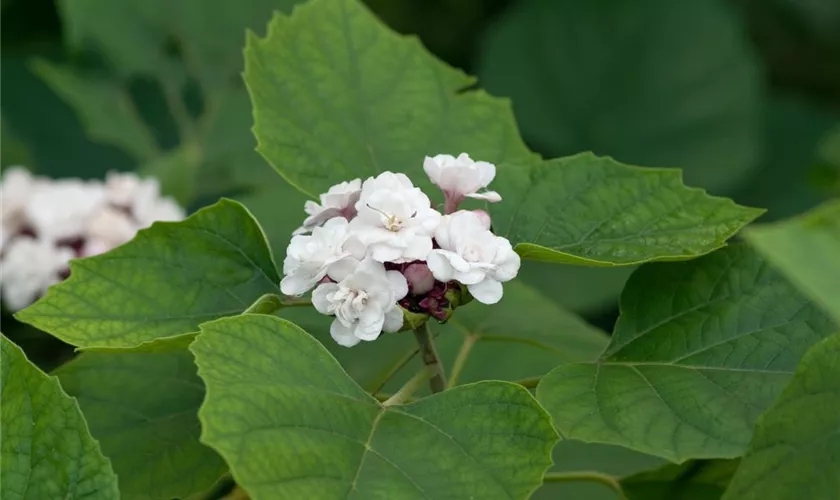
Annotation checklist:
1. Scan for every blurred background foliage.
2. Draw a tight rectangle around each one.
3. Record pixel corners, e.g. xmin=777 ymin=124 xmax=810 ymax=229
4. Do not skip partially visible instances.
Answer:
xmin=2 ymin=0 xmax=839 ymax=498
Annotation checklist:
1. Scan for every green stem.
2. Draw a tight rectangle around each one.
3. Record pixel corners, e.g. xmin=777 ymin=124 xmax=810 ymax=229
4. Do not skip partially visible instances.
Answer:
xmin=244 ymin=294 xmax=311 ymax=315
xmin=543 ymin=471 xmax=626 ymax=499
xmin=382 ymin=366 xmax=436 ymax=406
xmin=413 ymin=323 xmax=446 ymax=393
xmin=368 ymin=346 xmax=420 ymax=394
xmin=447 ymin=334 xmax=477 ymax=388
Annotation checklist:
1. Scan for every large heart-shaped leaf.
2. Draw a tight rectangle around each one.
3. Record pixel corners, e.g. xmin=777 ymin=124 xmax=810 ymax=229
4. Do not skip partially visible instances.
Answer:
xmin=743 ymin=199 xmax=840 ymax=323
xmin=16 ymin=199 xmax=282 ymax=349
xmin=1 ymin=334 xmax=119 ymax=500
xmin=722 ymin=333 xmax=840 ymax=500
xmin=536 ymin=244 xmax=838 ymax=462
xmin=54 ymin=338 xmax=226 ymax=500
xmin=475 ymin=0 xmax=762 ymax=194
xmin=246 ymin=0 xmax=761 ymax=267
xmin=245 ymin=0 xmax=535 ymax=197
xmin=191 ymin=314 xmax=558 ymax=500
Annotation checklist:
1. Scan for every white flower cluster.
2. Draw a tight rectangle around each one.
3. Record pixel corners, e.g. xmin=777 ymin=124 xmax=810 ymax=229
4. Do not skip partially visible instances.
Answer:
xmin=282 ymin=153 xmax=520 ymax=347
xmin=0 ymin=167 xmax=185 ymax=311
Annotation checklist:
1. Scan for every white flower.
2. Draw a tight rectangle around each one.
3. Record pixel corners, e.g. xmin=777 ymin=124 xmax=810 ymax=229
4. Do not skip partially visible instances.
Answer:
xmin=0 ymin=237 xmax=74 ymax=311
xmin=426 ymin=210 xmax=520 ymax=305
xmin=423 ymin=153 xmax=501 ymax=212
xmin=0 ymin=166 xmax=44 ymax=232
xmin=350 ymin=172 xmax=441 ymax=263
xmin=134 ymin=197 xmax=185 ymax=227
xmin=87 ymin=207 xmax=138 ymax=247
xmin=105 ymin=171 xmax=153 ymax=208
xmin=294 ymin=179 xmax=362 ymax=235
xmin=281 ymin=217 xmax=366 ymax=296
xmin=312 ymin=258 xmax=408 ymax=347
xmin=26 ymin=179 xmax=106 ymax=241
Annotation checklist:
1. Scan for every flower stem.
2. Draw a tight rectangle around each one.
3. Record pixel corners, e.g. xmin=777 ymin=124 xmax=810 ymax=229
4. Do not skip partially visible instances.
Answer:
xmin=543 ymin=471 xmax=626 ymax=499
xmin=383 ymin=365 xmax=436 ymax=406
xmin=413 ymin=323 xmax=446 ymax=393
xmin=447 ymin=334 xmax=477 ymax=388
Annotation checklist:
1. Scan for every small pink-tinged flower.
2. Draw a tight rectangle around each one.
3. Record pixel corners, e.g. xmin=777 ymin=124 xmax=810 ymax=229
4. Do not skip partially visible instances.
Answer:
xmin=294 ymin=179 xmax=362 ymax=235
xmin=427 ymin=210 xmax=520 ymax=305
xmin=423 ymin=153 xmax=501 ymax=213
xmin=312 ymin=258 xmax=408 ymax=347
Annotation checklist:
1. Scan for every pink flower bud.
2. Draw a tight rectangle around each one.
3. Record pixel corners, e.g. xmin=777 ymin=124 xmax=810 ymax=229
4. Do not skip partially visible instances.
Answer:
xmin=472 ymin=209 xmax=491 ymax=230
xmin=404 ymin=262 xmax=435 ymax=295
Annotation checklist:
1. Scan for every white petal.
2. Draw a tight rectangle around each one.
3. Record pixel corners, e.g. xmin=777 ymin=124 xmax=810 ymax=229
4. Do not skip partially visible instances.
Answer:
xmin=383 ymin=306 xmax=404 ymax=333
xmin=466 ymin=190 xmax=502 ymax=203
xmin=311 ymin=283 xmax=338 ymax=314
xmin=492 ymin=240 xmax=521 ymax=282
xmin=468 ymin=278 xmax=504 ymax=304
xmin=369 ymin=243 xmax=404 ymax=263
xmin=343 ymin=234 xmax=367 ymax=260
xmin=304 ymin=200 xmax=322 ymax=216
xmin=476 ymin=161 xmax=496 ymax=187
xmin=280 ymin=273 xmax=315 ymax=296
xmin=403 ymin=235 xmax=433 ymax=261
xmin=423 ymin=156 xmax=442 ymax=185
xmin=386 ymin=270 xmax=409 ymax=300
xmin=453 ymin=267 xmax=487 ymax=285
xmin=355 ymin=313 xmax=385 ymax=341
xmin=330 ymin=320 xmax=361 ymax=347
xmin=426 ymin=250 xmax=455 ymax=282
xmin=327 ymin=257 xmax=359 ymax=282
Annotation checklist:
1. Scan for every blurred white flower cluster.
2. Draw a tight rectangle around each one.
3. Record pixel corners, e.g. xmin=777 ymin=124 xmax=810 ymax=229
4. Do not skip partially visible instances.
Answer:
xmin=282 ymin=153 xmax=520 ymax=347
xmin=0 ymin=167 xmax=185 ymax=311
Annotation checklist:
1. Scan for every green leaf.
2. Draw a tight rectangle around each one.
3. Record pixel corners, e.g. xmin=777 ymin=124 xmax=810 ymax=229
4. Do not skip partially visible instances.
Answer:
xmin=622 ymin=460 xmax=738 ymax=500
xmin=245 ymin=0 xmax=534 ymax=197
xmin=536 ymin=244 xmax=838 ymax=462
xmin=722 ymin=333 xmax=840 ymax=500
xmin=744 ymin=200 xmax=840 ymax=324
xmin=192 ymin=314 xmax=558 ymax=500
xmin=36 ymin=0 xmax=303 ymax=201
xmin=16 ymin=199 xmax=281 ymax=349
xmin=246 ymin=0 xmax=760 ymax=267
xmin=1 ymin=334 xmax=119 ymax=500
xmin=476 ymin=0 xmax=763 ymax=194
xmin=54 ymin=338 xmax=226 ymax=500
xmin=492 ymin=153 xmax=763 ymax=266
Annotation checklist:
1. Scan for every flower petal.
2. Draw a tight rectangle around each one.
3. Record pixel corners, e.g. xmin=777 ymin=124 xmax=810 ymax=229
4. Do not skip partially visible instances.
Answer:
xmin=426 ymin=250 xmax=456 ymax=282
xmin=330 ymin=319 xmax=361 ymax=347
xmin=280 ymin=273 xmax=315 ymax=296
xmin=311 ymin=283 xmax=338 ymax=314
xmin=383 ymin=306 xmax=404 ymax=333
xmin=453 ymin=267 xmax=487 ymax=285
xmin=386 ymin=270 xmax=409 ymax=300
xmin=476 ymin=161 xmax=496 ymax=187
xmin=327 ymin=257 xmax=359 ymax=282
xmin=355 ymin=313 xmax=385 ymax=341
xmin=466 ymin=190 xmax=502 ymax=203
xmin=423 ymin=156 xmax=442 ymax=185
xmin=468 ymin=278 xmax=504 ymax=304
